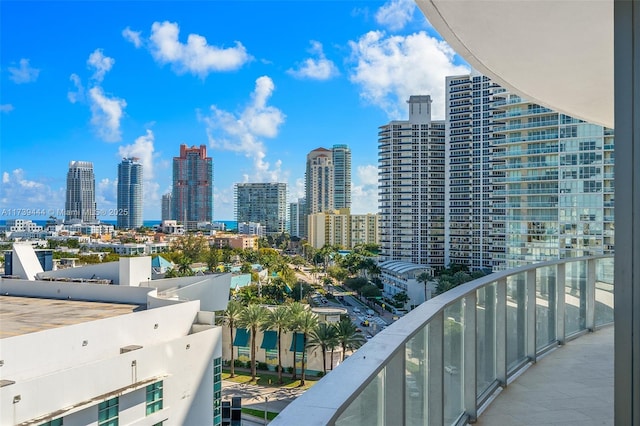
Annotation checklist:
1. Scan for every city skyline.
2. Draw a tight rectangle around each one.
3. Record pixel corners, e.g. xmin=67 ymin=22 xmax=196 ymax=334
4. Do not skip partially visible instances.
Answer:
xmin=0 ymin=0 xmax=469 ymax=220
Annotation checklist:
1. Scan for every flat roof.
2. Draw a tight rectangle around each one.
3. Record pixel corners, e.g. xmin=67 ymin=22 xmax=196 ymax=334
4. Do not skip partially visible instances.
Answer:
xmin=0 ymin=295 xmax=141 ymax=339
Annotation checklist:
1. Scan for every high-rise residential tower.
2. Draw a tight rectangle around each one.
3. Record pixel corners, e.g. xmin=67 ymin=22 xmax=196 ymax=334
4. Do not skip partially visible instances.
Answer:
xmin=161 ymin=193 xmax=173 ymax=221
xmin=379 ymin=95 xmax=446 ymax=268
xmin=332 ymin=144 xmax=352 ymax=210
xmin=492 ymin=91 xmax=615 ymax=269
xmin=305 ymin=147 xmax=335 ymax=215
xmin=172 ymin=144 xmax=213 ymax=228
xmin=117 ymin=157 xmax=143 ymax=229
xmin=289 ymin=198 xmax=307 ymax=238
xmin=65 ymin=161 xmax=97 ymax=224
xmin=235 ymin=182 xmax=287 ymax=235
xmin=444 ymin=74 xmax=506 ymax=271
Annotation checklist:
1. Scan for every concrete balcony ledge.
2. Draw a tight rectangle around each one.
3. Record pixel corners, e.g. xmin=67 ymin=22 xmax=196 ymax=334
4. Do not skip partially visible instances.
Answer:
xmin=477 ymin=326 xmax=614 ymax=426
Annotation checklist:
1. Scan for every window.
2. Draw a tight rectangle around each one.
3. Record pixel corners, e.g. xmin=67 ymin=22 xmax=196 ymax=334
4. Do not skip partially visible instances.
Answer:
xmin=40 ymin=419 xmax=63 ymax=426
xmin=98 ymin=397 xmax=118 ymax=426
xmin=146 ymin=381 xmax=164 ymax=415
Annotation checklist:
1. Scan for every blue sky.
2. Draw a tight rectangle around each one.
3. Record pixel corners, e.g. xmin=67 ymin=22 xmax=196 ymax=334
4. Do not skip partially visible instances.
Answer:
xmin=1 ymin=0 xmax=468 ymax=221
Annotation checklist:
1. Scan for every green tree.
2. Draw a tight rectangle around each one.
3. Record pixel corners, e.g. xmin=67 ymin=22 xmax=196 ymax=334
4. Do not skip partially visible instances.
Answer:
xmin=287 ymin=302 xmax=306 ymax=380
xmin=334 ymin=319 xmax=366 ymax=362
xmin=238 ymin=304 xmax=267 ymax=381
xmin=417 ymin=272 xmax=431 ymax=303
xmin=221 ymin=300 xmax=243 ymax=378
xmin=205 ymin=248 xmax=221 ymax=272
xmin=170 ymin=234 xmax=208 ymax=262
xmin=177 ymin=256 xmax=194 ymax=276
xmin=297 ymin=310 xmax=319 ymax=386
xmin=265 ymin=305 xmax=291 ymax=384
xmin=308 ymin=322 xmax=337 ymax=375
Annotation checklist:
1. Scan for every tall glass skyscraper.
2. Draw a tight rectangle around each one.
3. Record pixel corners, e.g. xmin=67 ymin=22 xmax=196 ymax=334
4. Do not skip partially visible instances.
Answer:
xmin=65 ymin=161 xmax=97 ymax=224
xmin=117 ymin=157 xmax=143 ymax=229
xmin=172 ymin=144 xmax=213 ymax=228
xmin=332 ymin=144 xmax=352 ymax=210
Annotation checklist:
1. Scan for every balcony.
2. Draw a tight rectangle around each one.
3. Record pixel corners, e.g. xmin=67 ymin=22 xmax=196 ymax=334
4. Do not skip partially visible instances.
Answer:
xmin=272 ymin=256 xmax=614 ymax=425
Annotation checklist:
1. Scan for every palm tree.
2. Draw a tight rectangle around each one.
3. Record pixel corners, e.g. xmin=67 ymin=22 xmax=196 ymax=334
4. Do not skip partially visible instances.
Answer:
xmin=221 ymin=300 xmax=243 ymax=378
xmin=417 ymin=272 xmax=431 ymax=304
xmin=238 ymin=304 xmax=267 ymax=381
xmin=297 ymin=310 xmax=319 ymax=386
xmin=264 ymin=305 xmax=291 ymax=384
xmin=287 ymin=302 xmax=306 ymax=380
xmin=308 ymin=322 xmax=337 ymax=375
xmin=177 ymin=256 xmax=193 ymax=276
xmin=334 ymin=318 xmax=366 ymax=362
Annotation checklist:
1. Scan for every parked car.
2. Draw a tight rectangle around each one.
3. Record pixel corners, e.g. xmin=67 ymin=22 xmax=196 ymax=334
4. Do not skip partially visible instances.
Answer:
xmin=366 ymin=309 xmax=375 ymax=316
xmin=353 ymin=307 xmax=361 ymax=313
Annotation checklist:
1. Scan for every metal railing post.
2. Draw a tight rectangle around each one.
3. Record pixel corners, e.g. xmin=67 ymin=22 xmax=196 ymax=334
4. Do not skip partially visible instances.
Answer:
xmin=464 ymin=293 xmax=478 ymax=421
xmin=496 ymin=278 xmax=507 ymax=386
xmin=556 ymin=263 xmax=566 ymax=345
xmin=428 ymin=312 xmax=444 ymax=425
xmin=586 ymin=258 xmax=597 ymax=331
xmin=526 ymin=269 xmax=537 ymax=362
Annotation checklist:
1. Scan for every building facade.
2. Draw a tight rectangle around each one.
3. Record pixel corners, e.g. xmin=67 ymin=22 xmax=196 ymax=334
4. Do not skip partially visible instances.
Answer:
xmin=288 ymin=198 xmax=307 ymax=239
xmin=117 ymin=157 xmax=143 ymax=229
xmin=332 ymin=144 xmax=352 ymax=210
xmin=305 ymin=147 xmax=334 ymax=216
xmin=161 ymin=193 xmax=173 ymax=221
xmin=307 ymin=209 xmax=379 ymax=249
xmin=235 ymin=182 xmax=287 ymax=235
xmin=492 ymin=91 xmax=615 ymax=269
xmin=445 ymin=74 xmax=506 ymax=271
xmin=65 ymin=161 xmax=97 ymax=223
xmin=379 ymin=96 xmax=446 ymax=268
xmin=172 ymin=145 xmax=213 ymax=228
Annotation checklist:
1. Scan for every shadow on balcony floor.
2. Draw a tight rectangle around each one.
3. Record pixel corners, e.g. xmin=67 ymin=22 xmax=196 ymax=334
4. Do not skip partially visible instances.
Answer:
xmin=476 ymin=326 xmax=613 ymax=426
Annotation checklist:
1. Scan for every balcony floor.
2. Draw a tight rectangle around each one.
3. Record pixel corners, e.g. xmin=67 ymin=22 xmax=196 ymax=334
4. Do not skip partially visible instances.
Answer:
xmin=476 ymin=326 xmax=613 ymax=426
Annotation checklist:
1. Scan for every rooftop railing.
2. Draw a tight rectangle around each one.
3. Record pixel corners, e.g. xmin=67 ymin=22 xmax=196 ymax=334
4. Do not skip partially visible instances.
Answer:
xmin=272 ymin=255 xmax=614 ymax=426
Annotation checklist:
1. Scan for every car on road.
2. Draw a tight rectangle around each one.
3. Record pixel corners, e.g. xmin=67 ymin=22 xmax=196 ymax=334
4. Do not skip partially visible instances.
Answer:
xmin=366 ymin=309 xmax=375 ymax=316
xmin=353 ymin=307 xmax=361 ymax=313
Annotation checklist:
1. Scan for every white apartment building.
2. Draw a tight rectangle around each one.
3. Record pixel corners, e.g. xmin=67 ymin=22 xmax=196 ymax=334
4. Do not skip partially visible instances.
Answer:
xmin=0 ymin=246 xmax=230 ymax=426
xmin=306 ymin=148 xmax=335 ymax=215
xmin=445 ymin=74 xmax=506 ymax=271
xmin=237 ymin=221 xmax=266 ymax=237
xmin=379 ymin=95 xmax=446 ymax=268
xmin=378 ymin=260 xmax=435 ymax=307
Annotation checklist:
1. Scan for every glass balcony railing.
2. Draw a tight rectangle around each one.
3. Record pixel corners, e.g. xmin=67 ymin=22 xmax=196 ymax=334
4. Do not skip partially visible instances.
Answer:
xmin=272 ymin=255 xmax=614 ymax=426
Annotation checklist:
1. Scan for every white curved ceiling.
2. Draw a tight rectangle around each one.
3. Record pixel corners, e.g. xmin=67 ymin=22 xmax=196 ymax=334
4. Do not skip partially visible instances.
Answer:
xmin=415 ymin=0 xmax=613 ymax=128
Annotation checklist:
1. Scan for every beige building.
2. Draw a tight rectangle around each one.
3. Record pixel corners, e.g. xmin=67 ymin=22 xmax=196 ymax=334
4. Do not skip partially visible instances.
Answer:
xmin=308 ymin=209 xmax=379 ymax=249
xmin=210 ymin=234 xmax=258 ymax=251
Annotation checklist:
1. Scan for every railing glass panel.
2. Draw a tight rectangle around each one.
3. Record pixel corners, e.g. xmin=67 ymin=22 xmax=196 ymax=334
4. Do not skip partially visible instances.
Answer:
xmin=565 ymin=260 xmax=587 ymax=335
xmin=406 ymin=326 xmax=428 ymax=424
xmin=506 ymin=273 xmax=527 ymax=371
xmin=476 ymin=284 xmax=497 ymax=395
xmin=595 ymin=257 xmax=615 ymax=326
xmin=444 ymin=300 xmax=465 ymax=424
xmin=335 ymin=369 xmax=384 ymax=426
xmin=536 ymin=265 xmax=557 ymax=349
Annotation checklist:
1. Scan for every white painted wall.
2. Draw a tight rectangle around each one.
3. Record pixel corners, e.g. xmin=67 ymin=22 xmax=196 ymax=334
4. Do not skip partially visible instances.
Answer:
xmin=119 ymin=256 xmax=152 ymax=287
xmin=0 ymin=299 xmax=222 ymax=426
xmin=11 ymin=244 xmax=44 ymax=280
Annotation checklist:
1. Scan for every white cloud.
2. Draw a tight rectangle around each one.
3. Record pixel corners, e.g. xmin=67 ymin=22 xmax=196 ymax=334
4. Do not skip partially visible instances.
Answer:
xmin=213 ymin=185 xmax=235 ymax=220
xmin=375 ymin=0 xmax=416 ymax=31
xmin=8 ymin=58 xmax=40 ymax=84
xmin=351 ymin=164 xmax=379 ymax=214
xmin=87 ymin=49 xmax=115 ymax=82
xmin=287 ymin=41 xmax=339 ymax=80
xmin=290 ymin=177 xmax=305 ymax=201
xmin=148 ymin=21 xmax=252 ymax=77
xmin=0 ymin=169 xmax=65 ymax=212
xmin=67 ymin=73 xmax=85 ymax=103
xmin=89 ymin=86 xmax=127 ymax=142
xmin=97 ymin=177 xmax=117 ymax=206
xmin=200 ymin=76 xmax=286 ymax=182
xmin=122 ymin=27 xmax=142 ymax=48
xmin=349 ymin=31 xmax=469 ymax=119
xmin=0 ymin=104 xmax=14 ymax=113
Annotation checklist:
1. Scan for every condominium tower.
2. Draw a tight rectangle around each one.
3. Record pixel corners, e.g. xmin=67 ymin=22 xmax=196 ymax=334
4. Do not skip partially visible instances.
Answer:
xmin=303 ymin=145 xmax=352 ymax=239
xmin=235 ymin=182 xmax=287 ymax=235
xmin=492 ymin=90 xmax=615 ymax=269
xmin=332 ymin=144 xmax=352 ymax=210
xmin=288 ymin=198 xmax=307 ymax=238
xmin=378 ymin=95 xmax=446 ymax=267
xmin=161 ymin=193 xmax=173 ymax=221
xmin=117 ymin=157 xmax=143 ymax=229
xmin=172 ymin=144 xmax=213 ymax=228
xmin=65 ymin=161 xmax=97 ymax=223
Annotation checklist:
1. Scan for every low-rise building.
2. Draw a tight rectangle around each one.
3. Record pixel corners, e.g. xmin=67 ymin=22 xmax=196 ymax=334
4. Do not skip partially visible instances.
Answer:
xmin=308 ymin=209 xmax=379 ymax=249
xmin=379 ymin=260 xmax=436 ymax=308
xmin=211 ymin=234 xmax=258 ymax=251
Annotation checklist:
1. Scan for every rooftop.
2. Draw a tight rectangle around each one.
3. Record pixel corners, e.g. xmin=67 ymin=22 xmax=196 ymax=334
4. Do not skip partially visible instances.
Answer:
xmin=0 ymin=295 xmax=141 ymax=339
